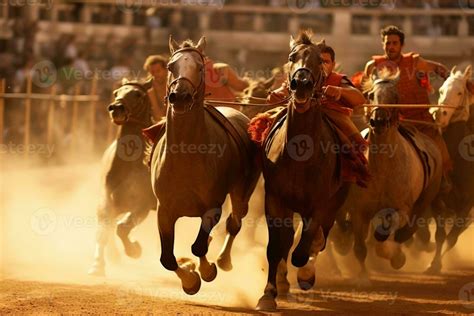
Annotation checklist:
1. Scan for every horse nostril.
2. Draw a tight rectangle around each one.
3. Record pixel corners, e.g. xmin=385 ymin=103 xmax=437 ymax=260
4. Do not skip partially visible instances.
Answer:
xmin=290 ymin=79 xmax=298 ymax=90
xmin=107 ymin=105 xmax=114 ymax=111
xmin=168 ymin=92 xmax=176 ymax=103
xmin=370 ymin=119 xmax=375 ymax=127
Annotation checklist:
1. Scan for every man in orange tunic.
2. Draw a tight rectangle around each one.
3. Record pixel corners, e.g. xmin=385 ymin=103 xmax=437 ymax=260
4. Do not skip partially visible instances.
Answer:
xmin=267 ymin=44 xmax=370 ymax=187
xmin=363 ymin=25 xmax=452 ymax=191
xmin=204 ymin=57 xmax=249 ymax=106
xmin=143 ymin=55 xmax=168 ymax=122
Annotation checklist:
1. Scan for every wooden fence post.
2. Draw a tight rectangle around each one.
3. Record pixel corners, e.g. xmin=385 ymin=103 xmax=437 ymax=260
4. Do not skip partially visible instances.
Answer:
xmin=47 ymin=85 xmax=56 ymax=148
xmin=0 ymin=79 xmax=5 ymax=145
xmin=71 ymin=83 xmax=80 ymax=151
xmin=90 ymin=76 xmax=98 ymax=151
xmin=24 ymin=74 xmax=32 ymax=159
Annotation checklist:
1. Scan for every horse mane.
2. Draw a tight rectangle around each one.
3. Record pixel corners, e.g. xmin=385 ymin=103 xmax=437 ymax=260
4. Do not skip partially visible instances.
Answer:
xmin=292 ymin=29 xmax=326 ymax=49
xmin=294 ymin=30 xmax=314 ymax=46
xmin=362 ymin=67 xmax=400 ymax=94
xmin=179 ymin=39 xmax=195 ymax=49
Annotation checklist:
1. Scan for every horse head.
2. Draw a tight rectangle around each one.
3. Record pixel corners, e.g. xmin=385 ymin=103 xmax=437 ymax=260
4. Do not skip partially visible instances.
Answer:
xmin=167 ymin=36 xmax=206 ymax=115
xmin=242 ymin=75 xmax=275 ymax=101
xmin=436 ymin=65 xmax=472 ymax=128
xmin=365 ymin=68 xmax=400 ymax=135
xmin=287 ymin=31 xmax=325 ymax=113
xmin=108 ymin=78 xmax=153 ymax=125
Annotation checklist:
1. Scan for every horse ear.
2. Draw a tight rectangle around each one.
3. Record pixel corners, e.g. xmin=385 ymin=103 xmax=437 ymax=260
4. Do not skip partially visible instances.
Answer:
xmin=121 ymin=77 xmax=129 ymax=85
xmin=289 ymin=35 xmax=296 ymax=49
xmin=451 ymin=65 xmax=457 ymax=75
xmin=169 ymin=35 xmax=179 ymax=54
xmin=317 ymin=38 xmax=326 ymax=49
xmin=464 ymin=65 xmax=472 ymax=80
xmin=196 ymin=36 xmax=206 ymax=53
xmin=142 ymin=77 xmax=153 ymax=91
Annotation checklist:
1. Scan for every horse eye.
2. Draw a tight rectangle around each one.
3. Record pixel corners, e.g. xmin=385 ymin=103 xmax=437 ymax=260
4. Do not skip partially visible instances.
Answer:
xmin=458 ymin=92 xmax=463 ymax=96
xmin=442 ymin=110 xmax=448 ymax=115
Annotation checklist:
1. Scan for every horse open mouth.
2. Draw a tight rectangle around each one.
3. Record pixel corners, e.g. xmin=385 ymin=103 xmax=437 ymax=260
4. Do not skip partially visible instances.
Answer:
xmin=293 ymin=97 xmax=311 ymax=113
xmin=109 ymin=107 xmax=128 ymax=125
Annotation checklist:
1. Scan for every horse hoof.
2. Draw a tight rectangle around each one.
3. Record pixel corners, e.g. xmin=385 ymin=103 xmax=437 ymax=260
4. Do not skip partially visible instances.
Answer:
xmin=256 ymin=294 xmax=277 ymax=311
xmin=356 ymin=273 xmax=371 ymax=287
xmin=424 ymin=263 xmax=441 ymax=275
xmin=200 ymin=262 xmax=217 ymax=282
xmin=182 ymin=271 xmax=201 ymax=295
xmin=390 ymin=251 xmax=406 ymax=270
xmin=374 ymin=227 xmax=390 ymax=242
xmin=88 ymin=265 xmax=105 ymax=277
xmin=297 ymin=275 xmax=315 ymax=291
xmin=216 ymin=257 xmax=233 ymax=272
xmin=125 ymin=241 xmax=142 ymax=259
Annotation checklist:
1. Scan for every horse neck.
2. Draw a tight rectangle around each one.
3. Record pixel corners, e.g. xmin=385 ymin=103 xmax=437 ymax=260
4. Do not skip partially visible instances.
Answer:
xmin=368 ymin=126 xmax=400 ymax=169
xmin=135 ymin=98 xmax=153 ymax=127
xmin=285 ymin=101 xmax=322 ymax=157
xmin=112 ymin=122 xmax=147 ymax=166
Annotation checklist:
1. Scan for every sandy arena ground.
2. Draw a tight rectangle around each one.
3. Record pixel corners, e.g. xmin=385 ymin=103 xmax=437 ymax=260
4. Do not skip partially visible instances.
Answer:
xmin=1 ymin=162 xmax=473 ymax=315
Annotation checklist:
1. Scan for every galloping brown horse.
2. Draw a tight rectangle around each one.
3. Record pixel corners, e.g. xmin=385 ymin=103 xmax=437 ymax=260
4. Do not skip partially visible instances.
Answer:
xmin=149 ymin=37 xmax=260 ymax=295
xmin=255 ymin=31 xmax=350 ymax=311
xmin=89 ymin=78 xmax=156 ymax=276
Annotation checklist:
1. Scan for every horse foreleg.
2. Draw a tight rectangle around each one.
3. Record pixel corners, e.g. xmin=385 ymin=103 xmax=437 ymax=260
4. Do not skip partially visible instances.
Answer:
xmin=353 ymin=214 xmax=370 ymax=285
xmin=276 ymin=214 xmax=295 ymax=299
xmin=217 ymin=193 xmax=250 ymax=271
xmin=88 ymin=211 xmax=114 ymax=276
xmin=193 ymin=207 xmax=222 ymax=282
xmin=296 ymin=226 xmax=324 ymax=291
xmin=425 ymin=214 xmax=446 ymax=275
xmin=291 ymin=213 xmax=321 ymax=292
xmin=256 ymin=211 xmax=293 ymax=311
xmin=443 ymin=203 xmax=472 ymax=255
xmin=116 ymin=209 xmax=149 ymax=259
xmin=158 ymin=207 xmax=201 ymax=295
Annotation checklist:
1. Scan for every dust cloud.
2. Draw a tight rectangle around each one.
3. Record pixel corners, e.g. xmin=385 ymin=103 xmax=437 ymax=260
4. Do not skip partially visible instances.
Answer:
xmin=1 ymin=151 xmax=473 ymax=309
